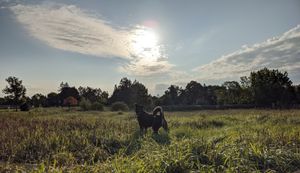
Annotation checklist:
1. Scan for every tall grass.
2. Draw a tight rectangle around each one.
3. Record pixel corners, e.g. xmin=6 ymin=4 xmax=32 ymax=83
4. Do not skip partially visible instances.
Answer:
xmin=0 ymin=108 xmax=300 ymax=172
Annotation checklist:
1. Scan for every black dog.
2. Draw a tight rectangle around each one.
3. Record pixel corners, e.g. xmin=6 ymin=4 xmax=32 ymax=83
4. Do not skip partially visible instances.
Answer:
xmin=135 ymin=104 xmax=168 ymax=134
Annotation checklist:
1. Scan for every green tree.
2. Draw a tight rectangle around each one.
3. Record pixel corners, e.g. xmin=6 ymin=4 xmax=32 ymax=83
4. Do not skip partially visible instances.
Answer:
xmin=59 ymin=82 xmax=69 ymax=90
xmin=214 ymin=86 xmax=226 ymax=105
xmin=204 ymin=85 xmax=220 ymax=105
xmin=78 ymin=86 xmax=108 ymax=104
xmin=79 ymin=98 xmax=91 ymax=111
xmin=100 ymin=91 xmax=109 ymax=105
xmin=109 ymin=78 xmax=133 ymax=107
xmin=0 ymin=97 xmax=5 ymax=105
xmin=183 ymin=81 xmax=205 ymax=105
xmin=295 ymin=85 xmax=300 ymax=104
xmin=131 ymin=80 xmax=152 ymax=108
xmin=250 ymin=68 xmax=292 ymax=107
xmin=161 ymin=85 xmax=181 ymax=105
xmin=239 ymin=76 xmax=254 ymax=104
xmin=109 ymin=78 xmax=151 ymax=108
xmin=222 ymin=81 xmax=242 ymax=104
xmin=46 ymin=92 xmax=60 ymax=107
xmin=2 ymin=76 xmax=26 ymax=111
xmin=31 ymin=93 xmax=47 ymax=107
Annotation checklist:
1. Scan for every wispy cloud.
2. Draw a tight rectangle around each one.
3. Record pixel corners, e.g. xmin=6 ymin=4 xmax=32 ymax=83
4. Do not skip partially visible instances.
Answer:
xmin=10 ymin=4 xmax=131 ymax=58
xmin=119 ymin=59 xmax=174 ymax=76
xmin=9 ymin=3 xmax=173 ymax=76
xmin=0 ymin=0 xmax=22 ymax=8
xmin=193 ymin=25 xmax=300 ymax=82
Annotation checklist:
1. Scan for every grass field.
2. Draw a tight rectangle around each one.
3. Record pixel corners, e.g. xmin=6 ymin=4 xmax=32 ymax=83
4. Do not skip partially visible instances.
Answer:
xmin=0 ymin=108 xmax=300 ymax=172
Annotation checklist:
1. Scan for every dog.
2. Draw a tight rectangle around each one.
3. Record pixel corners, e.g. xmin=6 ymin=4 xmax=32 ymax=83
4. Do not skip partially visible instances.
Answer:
xmin=135 ymin=104 xmax=168 ymax=134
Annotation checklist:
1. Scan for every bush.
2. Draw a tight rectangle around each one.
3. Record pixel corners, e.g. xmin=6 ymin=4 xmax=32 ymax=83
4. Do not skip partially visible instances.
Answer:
xmin=111 ymin=101 xmax=129 ymax=112
xmin=79 ymin=99 xmax=91 ymax=111
xmin=20 ymin=102 xmax=30 ymax=111
xmin=91 ymin=102 xmax=104 ymax=111
xmin=63 ymin=96 xmax=78 ymax=107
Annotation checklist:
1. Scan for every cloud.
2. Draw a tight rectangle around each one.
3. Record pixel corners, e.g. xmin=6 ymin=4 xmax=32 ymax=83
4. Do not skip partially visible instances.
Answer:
xmin=0 ymin=0 xmax=22 ymax=8
xmin=10 ymin=4 xmax=131 ymax=58
xmin=193 ymin=28 xmax=218 ymax=46
xmin=9 ymin=3 xmax=173 ymax=76
xmin=193 ymin=25 xmax=300 ymax=82
xmin=119 ymin=55 xmax=174 ymax=76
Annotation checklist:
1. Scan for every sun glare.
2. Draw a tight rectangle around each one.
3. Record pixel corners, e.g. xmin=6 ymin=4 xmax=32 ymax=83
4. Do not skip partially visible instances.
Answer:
xmin=134 ymin=29 xmax=158 ymax=48
xmin=131 ymin=27 xmax=162 ymax=63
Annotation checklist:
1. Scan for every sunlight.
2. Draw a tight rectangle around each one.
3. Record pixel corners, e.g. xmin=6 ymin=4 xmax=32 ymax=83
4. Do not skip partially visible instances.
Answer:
xmin=131 ymin=27 xmax=161 ymax=63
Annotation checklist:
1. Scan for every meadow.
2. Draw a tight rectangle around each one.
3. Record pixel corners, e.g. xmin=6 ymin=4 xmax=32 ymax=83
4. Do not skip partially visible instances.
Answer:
xmin=0 ymin=108 xmax=300 ymax=173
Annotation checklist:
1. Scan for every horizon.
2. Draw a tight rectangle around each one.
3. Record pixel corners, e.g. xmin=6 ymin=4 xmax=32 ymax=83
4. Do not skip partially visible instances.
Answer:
xmin=1 ymin=0 xmax=300 ymax=97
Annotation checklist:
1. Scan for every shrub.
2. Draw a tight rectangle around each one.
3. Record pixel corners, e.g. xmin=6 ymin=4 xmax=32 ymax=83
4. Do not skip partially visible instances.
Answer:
xmin=20 ymin=102 xmax=30 ymax=111
xmin=111 ymin=101 xmax=129 ymax=112
xmin=63 ymin=96 xmax=78 ymax=107
xmin=79 ymin=99 xmax=91 ymax=111
xmin=91 ymin=102 xmax=104 ymax=111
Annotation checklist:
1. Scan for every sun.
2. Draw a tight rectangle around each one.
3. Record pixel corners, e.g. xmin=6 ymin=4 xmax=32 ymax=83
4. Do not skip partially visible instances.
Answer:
xmin=134 ymin=29 xmax=158 ymax=48
xmin=131 ymin=27 xmax=161 ymax=63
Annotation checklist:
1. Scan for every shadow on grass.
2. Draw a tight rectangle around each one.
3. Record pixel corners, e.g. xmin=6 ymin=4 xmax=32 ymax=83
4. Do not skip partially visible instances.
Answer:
xmin=151 ymin=131 xmax=171 ymax=145
xmin=125 ymin=129 xmax=171 ymax=155
xmin=125 ymin=130 xmax=143 ymax=155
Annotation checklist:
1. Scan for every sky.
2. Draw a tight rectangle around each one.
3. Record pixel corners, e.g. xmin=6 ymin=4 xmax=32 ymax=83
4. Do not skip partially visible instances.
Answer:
xmin=0 ymin=0 xmax=300 ymax=97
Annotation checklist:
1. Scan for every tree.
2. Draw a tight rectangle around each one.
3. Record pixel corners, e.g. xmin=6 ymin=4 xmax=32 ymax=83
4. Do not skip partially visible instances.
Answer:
xmin=250 ymin=68 xmax=292 ymax=107
xmin=221 ymin=81 xmax=242 ymax=104
xmin=214 ymin=86 xmax=227 ymax=105
xmin=161 ymin=85 xmax=181 ymax=105
xmin=0 ymin=97 xmax=5 ymax=105
xmin=78 ymin=86 xmax=108 ymax=104
xmin=46 ymin=92 xmax=60 ymax=107
xmin=59 ymin=82 xmax=69 ymax=91
xmin=100 ymin=91 xmax=109 ymax=105
xmin=295 ymin=85 xmax=300 ymax=104
xmin=2 ymin=76 xmax=26 ymax=111
xmin=109 ymin=78 xmax=134 ymax=107
xmin=31 ymin=93 xmax=47 ymax=107
xmin=109 ymin=78 xmax=152 ymax=108
xmin=204 ymin=85 xmax=220 ymax=105
xmin=239 ymin=76 xmax=254 ymax=104
xmin=183 ymin=81 xmax=205 ymax=105
xmin=79 ymin=98 xmax=91 ymax=111
xmin=59 ymin=83 xmax=79 ymax=106
xmin=131 ymin=80 xmax=152 ymax=108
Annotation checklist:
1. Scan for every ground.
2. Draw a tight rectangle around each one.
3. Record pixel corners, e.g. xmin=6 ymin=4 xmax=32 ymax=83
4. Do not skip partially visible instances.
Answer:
xmin=0 ymin=108 xmax=300 ymax=172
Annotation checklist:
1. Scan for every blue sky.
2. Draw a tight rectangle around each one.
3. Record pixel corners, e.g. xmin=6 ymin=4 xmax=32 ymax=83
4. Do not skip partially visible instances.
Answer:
xmin=0 ymin=0 xmax=300 ymax=96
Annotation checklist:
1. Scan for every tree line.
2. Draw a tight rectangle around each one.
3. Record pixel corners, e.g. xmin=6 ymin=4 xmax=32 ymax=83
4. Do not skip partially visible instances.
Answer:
xmin=1 ymin=68 xmax=300 ymax=111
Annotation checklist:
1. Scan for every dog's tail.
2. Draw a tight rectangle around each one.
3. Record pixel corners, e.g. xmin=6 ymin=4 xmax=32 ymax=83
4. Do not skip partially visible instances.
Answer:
xmin=153 ymin=106 xmax=168 ymax=132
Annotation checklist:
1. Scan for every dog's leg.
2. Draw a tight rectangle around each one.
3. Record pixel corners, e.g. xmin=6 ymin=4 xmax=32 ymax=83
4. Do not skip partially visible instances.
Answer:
xmin=152 ymin=123 xmax=159 ymax=134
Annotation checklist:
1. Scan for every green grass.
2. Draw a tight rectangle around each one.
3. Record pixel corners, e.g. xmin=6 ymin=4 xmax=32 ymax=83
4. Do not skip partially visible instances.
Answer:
xmin=0 ymin=108 xmax=300 ymax=172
